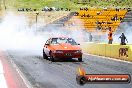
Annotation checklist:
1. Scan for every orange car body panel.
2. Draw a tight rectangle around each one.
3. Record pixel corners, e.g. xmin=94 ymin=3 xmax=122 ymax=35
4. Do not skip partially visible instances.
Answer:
xmin=47 ymin=43 xmax=81 ymax=51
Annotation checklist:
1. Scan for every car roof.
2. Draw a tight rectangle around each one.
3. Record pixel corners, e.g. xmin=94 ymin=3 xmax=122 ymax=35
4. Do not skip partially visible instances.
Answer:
xmin=50 ymin=36 xmax=70 ymax=39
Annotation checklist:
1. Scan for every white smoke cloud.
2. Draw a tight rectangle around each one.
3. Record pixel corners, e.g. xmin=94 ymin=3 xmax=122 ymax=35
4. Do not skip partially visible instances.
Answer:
xmin=0 ymin=12 xmax=90 ymax=55
xmin=0 ymin=12 xmax=45 ymax=52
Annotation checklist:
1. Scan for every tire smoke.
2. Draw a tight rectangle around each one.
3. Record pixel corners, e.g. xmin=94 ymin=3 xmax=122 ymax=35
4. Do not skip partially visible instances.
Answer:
xmin=0 ymin=12 xmax=90 ymax=54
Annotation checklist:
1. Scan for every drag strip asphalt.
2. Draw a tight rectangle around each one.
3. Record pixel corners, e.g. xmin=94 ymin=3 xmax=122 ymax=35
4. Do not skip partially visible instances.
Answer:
xmin=5 ymin=50 xmax=132 ymax=88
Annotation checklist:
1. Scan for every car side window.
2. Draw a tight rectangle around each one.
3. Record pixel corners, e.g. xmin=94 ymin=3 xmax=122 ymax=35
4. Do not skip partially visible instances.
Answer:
xmin=45 ymin=39 xmax=50 ymax=45
xmin=51 ymin=38 xmax=58 ymax=44
xmin=67 ymin=38 xmax=77 ymax=45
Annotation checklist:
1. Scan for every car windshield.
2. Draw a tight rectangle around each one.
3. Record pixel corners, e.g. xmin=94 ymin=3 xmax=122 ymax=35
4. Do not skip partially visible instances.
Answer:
xmin=51 ymin=38 xmax=77 ymax=45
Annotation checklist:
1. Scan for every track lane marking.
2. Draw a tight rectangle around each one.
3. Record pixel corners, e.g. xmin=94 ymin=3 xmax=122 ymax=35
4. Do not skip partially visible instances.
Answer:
xmin=9 ymin=57 xmax=33 ymax=88
xmin=84 ymin=53 xmax=132 ymax=64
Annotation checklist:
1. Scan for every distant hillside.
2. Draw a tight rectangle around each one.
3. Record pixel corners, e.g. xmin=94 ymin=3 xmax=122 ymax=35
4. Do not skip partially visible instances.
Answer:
xmin=1 ymin=0 xmax=132 ymax=11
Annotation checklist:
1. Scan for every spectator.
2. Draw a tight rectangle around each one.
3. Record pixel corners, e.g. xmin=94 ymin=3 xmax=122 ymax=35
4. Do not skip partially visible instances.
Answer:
xmin=80 ymin=7 xmax=83 ymax=10
xmin=81 ymin=13 xmax=86 ymax=17
xmin=84 ymin=7 xmax=88 ymax=11
xmin=120 ymin=17 xmax=123 ymax=21
xmin=87 ymin=14 xmax=90 ymax=17
xmin=97 ymin=25 xmax=102 ymax=30
xmin=119 ymin=33 xmax=128 ymax=45
xmin=89 ymin=33 xmax=93 ymax=42
xmin=42 ymin=6 xmax=49 ymax=11
xmin=116 ymin=8 xmax=120 ymax=11
xmin=26 ymin=8 xmax=28 ymax=11
xmin=51 ymin=7 xmax=56 ymax=11
xmin=108 ymin=27 xmax=113 ymax=44
xmin=34 ymin=9 xmax=37 ymax=11
xmin=74 ymin=12 xmax=79 ymax=16
xmin=112 ymin=14 xmax=118 ymax=21
xmin=96 ymin=21 xmax=101 ymax=25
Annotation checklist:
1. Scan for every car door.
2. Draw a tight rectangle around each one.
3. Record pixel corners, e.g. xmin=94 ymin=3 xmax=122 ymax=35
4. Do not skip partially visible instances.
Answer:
xmin=44 ymin=39 xmax=51 ymax=56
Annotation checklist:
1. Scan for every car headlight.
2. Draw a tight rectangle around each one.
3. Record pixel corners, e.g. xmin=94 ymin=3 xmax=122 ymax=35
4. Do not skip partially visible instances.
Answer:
xmin=74 ymin=50 xmax=82 ymax=53
xmin=54 ymin=50 xmax=63 ymax=53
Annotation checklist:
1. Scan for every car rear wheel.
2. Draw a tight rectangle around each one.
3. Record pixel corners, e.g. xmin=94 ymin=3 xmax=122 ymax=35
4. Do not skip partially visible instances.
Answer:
xmin=78 ymin=58 xmax=82 ymax=62
xmin=50 ymin=56 xmax=55 ymax=62
xmin=43 ymin=49 xmax=48 ymax=59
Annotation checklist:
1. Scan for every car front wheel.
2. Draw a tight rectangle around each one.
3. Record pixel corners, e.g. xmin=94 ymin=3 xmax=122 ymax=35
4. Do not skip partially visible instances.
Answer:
xmin=43 ymin=49 xmax=48 ymax=59
xmin=78 ymin=58 xmax=82 ymax=62
xmin=50 ymin=56 xmax=55 ymax=62
xmin=49 ymin=51 xmax=55 ymax=62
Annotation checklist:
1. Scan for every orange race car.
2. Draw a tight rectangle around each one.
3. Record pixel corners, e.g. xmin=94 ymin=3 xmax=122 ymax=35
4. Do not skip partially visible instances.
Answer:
xmin=43 ymin=37 xmax=82 ymax=62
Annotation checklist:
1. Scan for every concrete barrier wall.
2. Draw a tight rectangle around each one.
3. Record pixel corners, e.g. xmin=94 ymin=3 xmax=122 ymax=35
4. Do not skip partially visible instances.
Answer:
xmin=81 ymin=42 xmax=132 ymax=62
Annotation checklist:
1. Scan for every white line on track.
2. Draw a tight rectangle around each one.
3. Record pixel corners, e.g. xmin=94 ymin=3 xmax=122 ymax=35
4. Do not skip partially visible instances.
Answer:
xmin=0 ymin=60 xmax=8 ymax=88
xmin=84 ymin=53 xmax=132 ymax=64
xmin=9 ymin=58 xmax=33 ymax=88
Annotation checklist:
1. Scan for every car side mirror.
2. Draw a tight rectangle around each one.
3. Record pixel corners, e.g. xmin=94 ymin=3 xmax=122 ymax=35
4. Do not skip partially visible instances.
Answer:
xmin=45 ymin=43 xmax=50 ymax=45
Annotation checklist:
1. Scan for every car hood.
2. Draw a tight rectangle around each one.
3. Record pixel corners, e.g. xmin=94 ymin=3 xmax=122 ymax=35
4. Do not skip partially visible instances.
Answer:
xmin=49 ymin=43 xmax=81 ymax=51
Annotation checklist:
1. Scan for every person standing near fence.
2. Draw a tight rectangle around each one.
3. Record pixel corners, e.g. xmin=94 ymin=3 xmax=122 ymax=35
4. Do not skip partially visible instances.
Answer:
xmin=108 ymin=27 xmax=113 ymax=44
xmin=119 ymin=33 xmax=128 ymax=45
xmin=89 ymin=33 xmax=93 ymax=42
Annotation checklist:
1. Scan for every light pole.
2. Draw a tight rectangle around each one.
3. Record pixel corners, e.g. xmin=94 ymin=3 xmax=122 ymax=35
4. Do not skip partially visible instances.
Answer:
xmin=0 ymin=0 xmax=2 ymax=10
xmin=35 ymin=12 xmax=39 ymax=30
xmin=3 ymin=0 xmax=6 ymax=10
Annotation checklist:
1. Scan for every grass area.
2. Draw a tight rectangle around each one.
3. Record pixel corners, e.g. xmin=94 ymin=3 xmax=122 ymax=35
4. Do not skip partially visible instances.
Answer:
xmin=1 ymin=0 xmax=132 ymax=11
